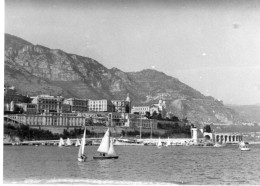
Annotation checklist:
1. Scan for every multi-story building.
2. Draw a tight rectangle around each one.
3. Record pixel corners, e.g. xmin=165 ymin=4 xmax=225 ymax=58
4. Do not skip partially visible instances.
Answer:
xmin=77 ymin=112 xmax=107 ymax=126
xmin=9 ymin=112 xmax=86 ymax=127
xmin=16 ymin=103 xmax=37 ymax=114
xmin=111 ymin=93 xmax=131 ymax=113
xmin=131 ymin=106 xmax=150 ymax=116
xmin=61 ymin=104 xmax=71 ymax=113
xmin=151 ymin=99 xmax=167 ymax=118
xmin=4 ymin=86 xmax=31 ymax=108
xmin=131 ymin=118 xmax=158 ymax=130
xmin=88 ymin=99 xmax=114 ymax=112
xmin=63 ymin=98 xmax=88 ymax=112
xmin=131 ymin=99 xmax=167 ymax=118
xmin=31 ymin=95 xmax=64 ymax=113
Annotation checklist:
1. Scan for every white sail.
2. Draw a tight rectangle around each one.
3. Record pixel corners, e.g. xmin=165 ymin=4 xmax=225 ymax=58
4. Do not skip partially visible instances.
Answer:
xmin=75 ymin=138 xmax=81 ymax=147
xmin=66 ymin=138 xmax=72 ymax=146
xmin=157 ymin=137 xmax=162 ymax=148
xmin=166 ymin=137 xmax=171 ymax=147
xmin=78 ymin=127 xmax=87 ymax=161
xmin=97 ymin=128 xmax=110 ymax=154
xmin=107 ymin=139 xmax=117 ymax=156
xmin=81 ymin=127 xmax=86 ymax=155
xmin=78 ymin=142 xmax=83 ymax=158
xmin=59 ymin=137 xmax=64 ymax=147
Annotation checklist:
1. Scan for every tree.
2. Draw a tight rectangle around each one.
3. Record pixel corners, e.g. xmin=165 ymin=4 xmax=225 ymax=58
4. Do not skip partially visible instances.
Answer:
xmin=182 ymin=117 xmax=189 ymax=124
xmin=204 ymin=125 xmax=212 ymax=133
xmin=157 ymin=113 xmax=162 ymax=120
xmin=145 ymin=111 xmax=151 ymax=119
xmin=171 ymin=116 xmax=179 ymax=122
xmin=151 ymin=111 xmax=158 ymax=119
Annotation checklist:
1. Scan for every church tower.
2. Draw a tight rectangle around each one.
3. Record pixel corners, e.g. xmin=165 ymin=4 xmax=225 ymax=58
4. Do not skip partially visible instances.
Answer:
xmin=125 ymin=93 xmax=131 ymax=113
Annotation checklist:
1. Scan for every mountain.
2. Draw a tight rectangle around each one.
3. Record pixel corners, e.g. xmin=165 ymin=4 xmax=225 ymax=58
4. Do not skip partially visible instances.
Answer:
xmin=4 ymin=33 xmax=240 ymax=124
xmin=226 ymin=104 xmax=260 ymax=123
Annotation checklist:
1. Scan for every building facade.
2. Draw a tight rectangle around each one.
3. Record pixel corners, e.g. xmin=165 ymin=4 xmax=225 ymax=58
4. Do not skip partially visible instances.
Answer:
xmin=111 ymin=93 xmax=131 ymax=113
xmin=131 ymin=99 xmax=167 ymax=118
xmin=8 ymin=113 xmax=86 ymax=127
xmin=131 ymin=106 xmax=150 ymax=115
xmin=63 ymin=98 xmax=88 ymax=112
xmin=16 ymin=103 xmax=37 ymax=114
xmin=88 ymin=99 xmax=114 ymax=112
xmin=31 ymin=95 xmax=64 ymax=113
xmin=4 ymin=86 xmax=31 ymax=111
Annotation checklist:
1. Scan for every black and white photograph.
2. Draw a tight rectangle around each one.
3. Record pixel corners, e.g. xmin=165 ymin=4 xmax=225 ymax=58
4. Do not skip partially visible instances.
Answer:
xmin=3 ymin=0 xmax=260 ymax=185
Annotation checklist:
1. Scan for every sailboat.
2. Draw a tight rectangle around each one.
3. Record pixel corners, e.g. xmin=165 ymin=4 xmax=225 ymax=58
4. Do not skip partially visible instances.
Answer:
xmin=65 ymin=138 xmax=72 ymax=147
xmin=93 ymin=128 xmax=119 ymax=160
xmin=75 ymin=138 xmax=81 ymax=147
xmin=58 ymin=137 xmax=65 ymax=147
xmin=157 ymin=137 xmax=162 ymax=148
xmin=78 ymin=127 xmax=87 ymax=162
xmin=166 ymin=137 xmax=171 ymax=147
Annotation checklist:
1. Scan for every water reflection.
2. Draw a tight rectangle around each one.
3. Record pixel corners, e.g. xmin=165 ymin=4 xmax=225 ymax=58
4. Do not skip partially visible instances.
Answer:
xmin=77 ymin=158 xmax=114 ymax=180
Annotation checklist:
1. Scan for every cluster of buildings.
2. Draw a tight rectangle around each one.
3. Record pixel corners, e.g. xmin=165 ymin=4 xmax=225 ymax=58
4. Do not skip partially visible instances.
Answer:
xmin=4 ymin=86 xmax=169 ymax=130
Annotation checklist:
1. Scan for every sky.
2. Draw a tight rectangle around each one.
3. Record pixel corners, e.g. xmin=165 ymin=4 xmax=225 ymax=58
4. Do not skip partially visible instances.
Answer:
xmin=4 ymin=0 xmax=260 ymax=105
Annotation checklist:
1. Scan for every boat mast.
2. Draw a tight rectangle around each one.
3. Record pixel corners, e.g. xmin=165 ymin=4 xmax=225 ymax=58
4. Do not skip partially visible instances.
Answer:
xmin=150 ymin=119 xmax=153 ymax=139
xmin=140 ymin=118 xmax=142 ymax=139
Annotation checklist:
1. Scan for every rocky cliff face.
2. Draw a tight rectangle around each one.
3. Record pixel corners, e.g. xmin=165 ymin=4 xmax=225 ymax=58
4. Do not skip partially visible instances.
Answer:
xmin=4 ymin=33 xmax=240 ymax=124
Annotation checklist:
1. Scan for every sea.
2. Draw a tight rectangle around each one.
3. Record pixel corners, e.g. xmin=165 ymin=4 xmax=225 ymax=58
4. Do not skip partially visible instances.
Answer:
xmin=3 ymin=144 xmax=260 ymax=185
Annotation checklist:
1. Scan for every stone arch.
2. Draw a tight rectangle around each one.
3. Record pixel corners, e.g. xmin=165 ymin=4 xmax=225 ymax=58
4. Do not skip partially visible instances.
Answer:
xmin=225 ymin=135 xmax=228 ymax=142
xmin=236 ymin=136 xmax=239 ymax=141
xmin=229 ymin=136 xmax=231 ymax=142
xmin=232 ymin=136 xmax=235 ymax=141
xmin=205 ymin=135 xmax=211 ymax=141
xmin=216 ymin=135 xmax=219 ymax=142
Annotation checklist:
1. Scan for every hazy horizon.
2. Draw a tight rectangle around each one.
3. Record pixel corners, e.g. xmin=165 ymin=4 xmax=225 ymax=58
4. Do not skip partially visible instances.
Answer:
xmin=5 ymin=0 xmax=260 ymax=105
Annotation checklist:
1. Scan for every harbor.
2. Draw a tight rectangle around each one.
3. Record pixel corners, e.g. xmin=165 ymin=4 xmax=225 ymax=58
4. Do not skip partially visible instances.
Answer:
xmin=4 ymin=143 xmax=260 ymax=185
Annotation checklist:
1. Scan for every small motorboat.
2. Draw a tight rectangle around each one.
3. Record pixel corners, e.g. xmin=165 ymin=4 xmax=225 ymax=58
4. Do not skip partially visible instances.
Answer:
xmin=239 ymin=141 xmax=251 ymax=151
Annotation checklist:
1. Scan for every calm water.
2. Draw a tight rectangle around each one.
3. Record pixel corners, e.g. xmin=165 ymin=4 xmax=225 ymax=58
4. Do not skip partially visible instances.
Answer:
xmin=3 ymin=144 xmax=260 ymax=185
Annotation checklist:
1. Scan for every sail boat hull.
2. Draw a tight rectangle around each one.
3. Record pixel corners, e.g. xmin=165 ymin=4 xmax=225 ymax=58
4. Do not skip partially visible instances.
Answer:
xmin=93 ymin=156 xmax=119 ymax=160
xmin=78 ymin=156 xmax=87 ymax=162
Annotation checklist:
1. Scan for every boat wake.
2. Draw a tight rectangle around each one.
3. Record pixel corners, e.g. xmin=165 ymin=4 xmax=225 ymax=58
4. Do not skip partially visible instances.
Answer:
xmin=9 ymin=178 xmax=175 ymax=185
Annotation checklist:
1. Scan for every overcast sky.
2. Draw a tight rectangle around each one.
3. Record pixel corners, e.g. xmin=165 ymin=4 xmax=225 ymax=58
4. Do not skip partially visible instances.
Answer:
xmin=4 ymin=0 xmax=260 ymax=105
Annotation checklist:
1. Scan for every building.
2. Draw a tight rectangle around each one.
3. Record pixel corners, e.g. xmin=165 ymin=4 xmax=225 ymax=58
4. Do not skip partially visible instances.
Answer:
xmin=131 ymin=118 xmax=158 ymax=130
xmin=150 ymin=99 xmax=167 ymax=118
xmin=131 ymin=106 xmax=150 ymax=116
xmin=61 ymin=104 xmax=71 ymax=113
xmin=111 ymin=94 xmax=131 ymax=113
xmin=88 ymin=99 xmax=114 ymax=112
xmin=63 ymin=98 xmax=88 ymax=112
xmin=107 ymin=112 xmax=133 ymax=127
xmin=77 ymin=112 xmax=107 ymax=126
xmin=31 ymin=95 xmax=64 ymax=113
xmin=4 ymin=86 xmax=31 ymax=111
xmin=9 ymin=112 xmax=86 ymax=127
xmin=16 ymin=103 xmax=37 ymax=114
xmin=131 ymin=99 xmax=167 ymax=118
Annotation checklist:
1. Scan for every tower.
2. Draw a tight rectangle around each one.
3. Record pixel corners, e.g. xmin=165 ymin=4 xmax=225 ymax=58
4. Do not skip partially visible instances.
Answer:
xmin=191 ymin=127 xmax=198 ymax=143
xmin=126 ymin=93 xmax=130 ymax=102
xmin=125 ymin=93 xmax=131 ymax=113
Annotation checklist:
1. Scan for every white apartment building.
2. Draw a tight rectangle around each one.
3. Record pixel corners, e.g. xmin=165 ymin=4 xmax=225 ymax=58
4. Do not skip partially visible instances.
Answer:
xmin=88 ymin=99 xmax=114 ymax=112
xmin=131 ymin=106 xmax=150 ymax=115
